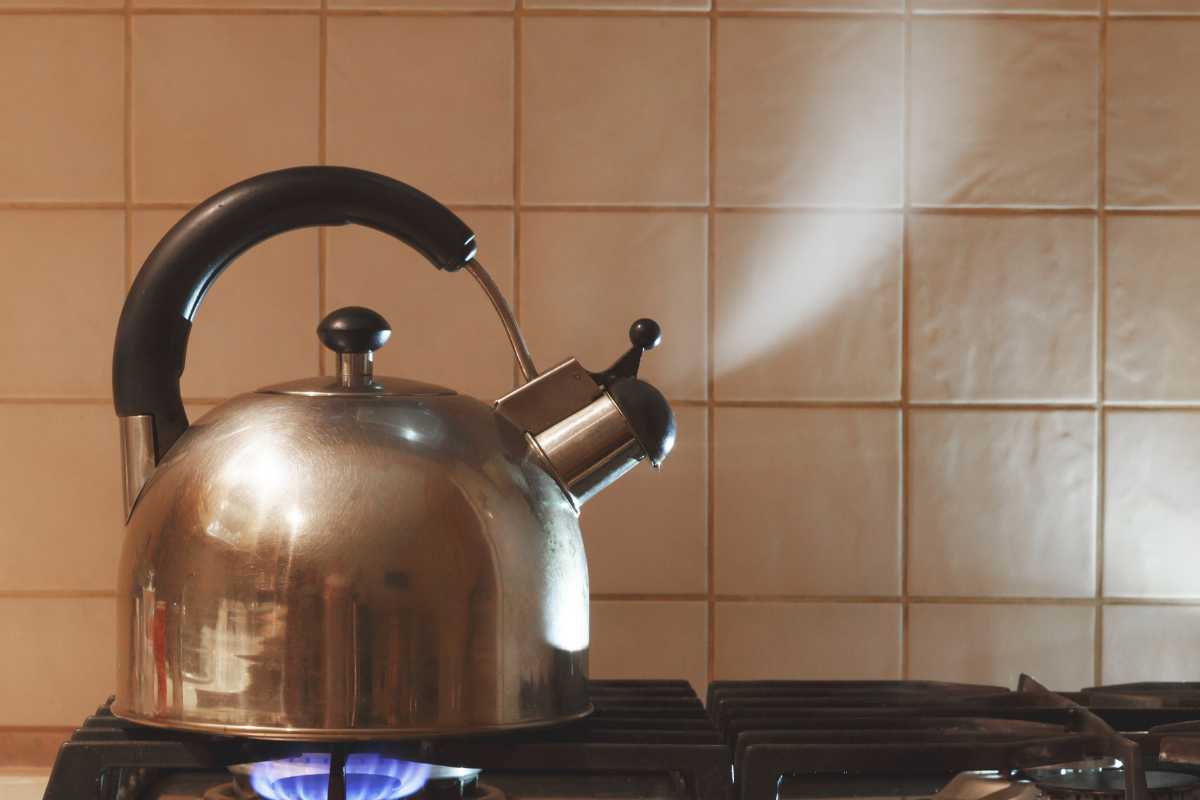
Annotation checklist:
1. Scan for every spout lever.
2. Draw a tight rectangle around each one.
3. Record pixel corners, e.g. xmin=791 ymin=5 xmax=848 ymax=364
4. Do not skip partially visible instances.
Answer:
xmin=591 ymin=318 xmax=662 ymax=387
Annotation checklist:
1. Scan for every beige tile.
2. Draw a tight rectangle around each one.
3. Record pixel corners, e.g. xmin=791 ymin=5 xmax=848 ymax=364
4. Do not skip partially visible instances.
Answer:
xmin=0 ymin=734 xmax=64 ymax=767
xmin=716 ymin=19 xmax=901 ymax=207
xmin=0 ymin=0 xmax=118 ymax=7
xmin=714 ymin=408 xmax=900 ymax=596
xmin=529 ymin=0 xmax=701 ymax=8
xmin=910 ymin=604 xmax=1094 ymax=690
xmin=0 ymin=212 xmax=123 ymax=398
xmin=914 ymin=0 xmax=1095 ymax=10
xmin=911 ymin=20 xmax=1098 ymax=207
xmin=327 ymin=18 xmax=512 ymax=204
xmin=590 ymin=602 xmax=707 ymax=695
xmin=1107 ymin=218 xmax=1200 ymax=401
xmin=713 ymin=213 xmax=901 ymax=401
xmin=1111 ymin=0 xmax=1200 ymax=12
xmin=909 ymin=215 xmax=1096 ymax=402
xmin=714 ymin=602 xmax=900 ymax=679
xmin=719 ymin=0 xmax=899 ymax=10
xmin=332 ymin=0 xmax=509 ymax=7
xmin=1108 ymin=23 xmax=1200 ymax=206
xmin=1103 ymin=605 xmax=1200 ymax=683
xmin=0 ymin=406 xmax=123 ymax=592
xmin=909 ymin=411 xmax=1096 ymax=598
xmin=138 ymin=0 xmax=315 ymax=6
xmin=132 ymin=211 xmax=319 ymax=400
xmin=521 ymin=212 xmax=707 ymax=400
xmin=132 ymin=16 xmax=318 ymax=203
xmin=522 ymin=18 xmax=708 ymax=206
xmin=584 ymin=407 xmax=706 ymax=595
xmin=1105 ymin=412 xmax=1200 ymax=598
xmin=0 ymin=598 xmax=116 ymax=726
xmin=325 ymin=210 xmax=513 ymax=400
xmin=0 ymin=17 xmax=122 ymax=201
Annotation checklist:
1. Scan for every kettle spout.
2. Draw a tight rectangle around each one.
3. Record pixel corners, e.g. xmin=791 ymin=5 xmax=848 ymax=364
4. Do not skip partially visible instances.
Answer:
xmin=495 ymin=319 xmax=676 ymax=508
xmin=119 ymin=415 xmax=158 ymax=521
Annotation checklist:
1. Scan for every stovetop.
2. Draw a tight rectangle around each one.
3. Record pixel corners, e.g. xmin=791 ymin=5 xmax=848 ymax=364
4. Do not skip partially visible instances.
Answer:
xmin=43 ymin=676 xmax=1200 ymax=800
xmin=43 ymin=681 xmax=727 ymax=800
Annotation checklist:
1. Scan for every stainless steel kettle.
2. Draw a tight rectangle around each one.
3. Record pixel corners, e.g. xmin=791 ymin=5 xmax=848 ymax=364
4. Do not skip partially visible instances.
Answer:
xmin=111 ymin=166 xmax=676 ymax=740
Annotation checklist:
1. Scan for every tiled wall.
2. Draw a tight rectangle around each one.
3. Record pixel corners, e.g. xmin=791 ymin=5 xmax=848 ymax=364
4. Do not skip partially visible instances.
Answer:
xmin=2 ymin=0 xmax=1200 ymax=765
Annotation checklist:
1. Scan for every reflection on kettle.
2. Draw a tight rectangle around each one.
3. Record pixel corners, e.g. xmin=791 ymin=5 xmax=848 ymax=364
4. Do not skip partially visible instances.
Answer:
xmin=110 ymin=166 xmax=676 ymax=740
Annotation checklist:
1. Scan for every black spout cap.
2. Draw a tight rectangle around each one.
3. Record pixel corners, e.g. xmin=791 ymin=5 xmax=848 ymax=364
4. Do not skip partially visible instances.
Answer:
xmin=608 ymin=377 xmax=676 ymax=468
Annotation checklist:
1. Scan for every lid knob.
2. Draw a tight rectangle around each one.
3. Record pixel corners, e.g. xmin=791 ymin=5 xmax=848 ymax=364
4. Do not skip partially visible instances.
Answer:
xmin=318 ymin=306 xmax=391 ymax=388
xmin=318 ymin=306 xmax=392 ymax=354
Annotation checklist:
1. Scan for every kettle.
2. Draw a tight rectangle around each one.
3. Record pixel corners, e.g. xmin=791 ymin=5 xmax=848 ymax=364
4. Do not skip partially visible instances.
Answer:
xmin=111 ymin=166 xmax=676 ymax=739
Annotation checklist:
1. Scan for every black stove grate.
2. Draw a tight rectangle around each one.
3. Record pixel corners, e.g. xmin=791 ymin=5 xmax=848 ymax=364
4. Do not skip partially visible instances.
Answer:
xmin=707 ymin=676 xmax=1200 ymax=800
xmin=43 ymin=680 xmax=731 ymax=800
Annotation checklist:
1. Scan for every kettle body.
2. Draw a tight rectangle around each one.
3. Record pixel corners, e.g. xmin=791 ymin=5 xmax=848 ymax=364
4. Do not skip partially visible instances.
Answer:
xmin=110 ymin=167 xmax=675 ymax=739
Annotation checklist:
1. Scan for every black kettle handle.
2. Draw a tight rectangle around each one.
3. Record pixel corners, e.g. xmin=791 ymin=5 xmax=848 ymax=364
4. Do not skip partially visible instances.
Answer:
xmin=112 ymin=166 xmax=477 ymax=460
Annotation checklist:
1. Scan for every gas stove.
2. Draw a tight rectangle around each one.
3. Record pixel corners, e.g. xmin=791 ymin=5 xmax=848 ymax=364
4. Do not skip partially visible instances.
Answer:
xmin=43 ymin=676 xmax=1200 ymax=800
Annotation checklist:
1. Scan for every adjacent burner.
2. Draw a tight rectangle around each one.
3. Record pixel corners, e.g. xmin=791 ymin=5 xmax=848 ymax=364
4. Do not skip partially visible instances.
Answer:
xmin=419 ymin=767 xmax=505 ymax=800
xmin=1023 ymin=761 xmax=1200 ymax=800
xmin=1085 ymin=684 xmax=1200 ymax=709
xmin=204 ymin=781 xmax=248 ymax=800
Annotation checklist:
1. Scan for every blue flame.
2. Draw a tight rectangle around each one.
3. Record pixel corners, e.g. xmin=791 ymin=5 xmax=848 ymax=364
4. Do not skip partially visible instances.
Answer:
xmin=248 ymin=754 xmax=431 ymax=800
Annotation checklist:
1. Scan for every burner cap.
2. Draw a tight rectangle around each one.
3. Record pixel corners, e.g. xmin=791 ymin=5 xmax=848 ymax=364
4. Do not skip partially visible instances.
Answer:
xmin=1023 ymin=762 xmax=1200 ymax=800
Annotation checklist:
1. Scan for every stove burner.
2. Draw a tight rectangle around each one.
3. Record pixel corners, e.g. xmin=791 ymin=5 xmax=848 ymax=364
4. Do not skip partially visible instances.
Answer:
xmin=240 ymin=754 xmax=430 ymax=800
xmin=1023 ymin=761 xmax=1200 ymax=800
xmin=204 ymin=774 xmax=506 ymax=800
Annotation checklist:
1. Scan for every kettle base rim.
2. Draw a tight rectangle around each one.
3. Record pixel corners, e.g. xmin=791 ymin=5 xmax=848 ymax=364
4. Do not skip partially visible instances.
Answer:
xmin=107 ymin=703 xmax=595 ymax=741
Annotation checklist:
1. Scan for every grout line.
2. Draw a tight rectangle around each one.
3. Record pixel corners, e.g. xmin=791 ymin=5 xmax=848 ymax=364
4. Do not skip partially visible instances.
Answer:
xmin=12 ymin=199 xmax=1200 ymax=214
xmin=0 ymin=6 xmax=125 ymax=11
xmin=1094 ymin=0 xmax=1109 ymax=687
xmin=899 ymin=0 xmax=912 ymax=681
xmin=522 ymin=7 xmax=709 ymax=14
xmin=317 ymin=0 xmax=328 ymax=376
xmin=0 ymin=5 xmax=1166 ymax=15
xmin=0 ymin=725 xmax=75 ymax=734
xmin=593 ymin=593 xmax=709 ymax=602
xmin=0 ymin=397 xmax=120 ymax=405
xmin=717 ymin=7 xmax=903 ymax=14
xmin=512 ymin=0 xmax=523 ymax=389
xmin=1104 ymin=596 xmax=1200 ymax=605
xmin=911 ymin=7 xmax=1098 ymax=14
xmin=909 ymin=401 xmax=1099 ymax=411
xmin=13 ymin=396 xmax=1200 ymax=409
xmin=907 ymin=595 xmax=1103 ymax=606
xmin=520 ymin=203 xmax=708 ymax=212
xmin=584 ymin=594 xmax=1200 ymax=605
xmin=2 ymin=591 xmax=1199 ymax=604
xmin=326 ymin=5 xmax=511 ymax=13
xmin=1105 ymin=10 xmax=1200 ymax=17
xmin=908 ymin=204 xmax=1098 ymax=215
xmin=1105 ymin=207 xmax=1200 ymax=215
xmin=705 ymin=0 xmax=717 ymax=688
xmin=716 ymin=399 xmax=902 ymax=408
xmin=0 ymin=590 xmax=118 ymax=599
xmin=123 ymin=0 xmax=134 ymax=290
xmin=5 ymin=589 xmax=1200 ymax=605
xmin=127 ymin=6 xmax=327 ymax=12
xmin=0 ymin=201 xmax=127 ymax=211
xmin=0 ymin=6 xmax=1192 ymax=14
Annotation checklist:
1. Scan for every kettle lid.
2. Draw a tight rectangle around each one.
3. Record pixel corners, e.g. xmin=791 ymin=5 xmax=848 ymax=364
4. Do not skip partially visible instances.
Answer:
xmin=260 ymin=305 xmax=457 ymax=398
